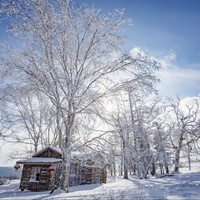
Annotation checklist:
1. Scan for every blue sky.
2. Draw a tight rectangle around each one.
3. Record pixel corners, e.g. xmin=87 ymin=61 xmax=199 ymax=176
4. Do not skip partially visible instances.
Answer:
xmin=77 ymin=0 xmax=200 ymax=66
xmin=76 ymin=0 xmax=200 ymax=98
xmin=1 ymin=0 xmax=200 ymax=98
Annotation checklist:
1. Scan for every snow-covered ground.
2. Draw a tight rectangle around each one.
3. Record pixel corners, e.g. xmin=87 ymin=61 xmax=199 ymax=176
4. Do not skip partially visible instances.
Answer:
xmin=1 ymin=167 xmax=200 ymax=199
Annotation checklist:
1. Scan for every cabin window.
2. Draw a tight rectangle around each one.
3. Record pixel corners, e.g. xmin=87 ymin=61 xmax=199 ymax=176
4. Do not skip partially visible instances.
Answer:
xmin=29 ymin=167 xmax=41 ymax=182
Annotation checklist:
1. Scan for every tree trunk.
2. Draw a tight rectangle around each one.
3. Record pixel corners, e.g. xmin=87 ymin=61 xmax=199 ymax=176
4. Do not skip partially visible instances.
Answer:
xmin=60 ymin=156 xmax=70 ymax=192
xmin=122 ymin=138 xmax=128 ymax=179
xmin=60 ymin=133 xmax=72 ymax=192
xmin=110 ymin=165 xmax=113 ymax=176
xmin=186 ymin=145 xmax=192 ymax=171
xmin=56 ymin=108 xmax=72 ymax=192
xmin=165 ymin=166 xmax=169 ymax=174
xmin=34 ymin=143 xmax=38 ymax=153
xmin=188 ymin=151 xmax=191 ymax=171
xmin=174 ymin=131 xmax=185 ymax=173
xmin=113 ymin=162 xmax=116 ymax=176
xmin=124 ymin=168 xmax=128 ymax=179
xmin=120 ymin=161 xmax=123 ymax=176
xmin=150 ymin=162 xmax=156 ymax=176
xmin=174 ymin=147 xmax=181 ymax=172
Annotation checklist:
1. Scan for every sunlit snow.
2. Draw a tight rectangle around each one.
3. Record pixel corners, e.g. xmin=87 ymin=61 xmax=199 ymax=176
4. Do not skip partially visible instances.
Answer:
xmin=0 ymin=166 xmax=200 ymax=199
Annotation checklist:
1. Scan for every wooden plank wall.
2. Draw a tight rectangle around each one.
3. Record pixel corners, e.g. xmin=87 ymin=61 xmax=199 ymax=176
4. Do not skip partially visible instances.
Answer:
xmin=20 ymin=164 xmax=107 ymax=191
xmin=34 ymin=150 xmax=62 ymax=159
xmin=20 ymin=165 xmax=31 ymax=191
xmin=38 ymin=166 xmax=49 ymax=191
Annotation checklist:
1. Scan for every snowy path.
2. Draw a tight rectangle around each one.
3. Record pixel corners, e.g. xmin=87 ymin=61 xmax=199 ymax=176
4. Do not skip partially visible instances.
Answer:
xmin=1 ymin=172 xmax=200 ymax=199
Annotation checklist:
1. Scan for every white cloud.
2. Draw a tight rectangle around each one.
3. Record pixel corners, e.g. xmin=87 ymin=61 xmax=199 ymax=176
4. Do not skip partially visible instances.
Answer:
xmin=180 ymin=96 xmax=200 ymax=107
xmin=157 ymin=66 xmax=200 ymax=98
xmin=154 ymin=52 xmax=177 ymax=69
xmin=148 ymin=50 xmax=200 ymax=98
xmin=130 ymin=47 xmax=177 ymax=69
xmin=130 ymin=47 xmax=146 ymax=58
xmin=158 ymin=68 xmax=200 ymax=79
xmin=130 ymin=47 xmax=200 ymax=98
xmin=179 ymin=96 xmax=200 ymax=117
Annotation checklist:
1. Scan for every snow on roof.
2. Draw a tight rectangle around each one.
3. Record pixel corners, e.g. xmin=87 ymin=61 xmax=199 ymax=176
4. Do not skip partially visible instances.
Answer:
xmin=32 ymin=147 xmax=103 ymax=161
xmin=32 ymin=146 xmax=62 ymax=157
xmin=17 ymin=157 xmax=63 ymax=164
xmin=23 ymin=146 xmax=105 ymax=166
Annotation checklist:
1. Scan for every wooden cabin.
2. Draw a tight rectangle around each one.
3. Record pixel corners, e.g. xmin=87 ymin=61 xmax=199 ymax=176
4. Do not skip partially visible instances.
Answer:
xmin=70 ymin=152 xmax=107 ymax=186
xmin=16 ymin=147 xmax=107 ymax=191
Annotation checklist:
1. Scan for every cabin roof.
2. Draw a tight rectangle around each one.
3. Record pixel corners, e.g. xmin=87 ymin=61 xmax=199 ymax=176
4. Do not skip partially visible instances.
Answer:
xmin=17 ymin=157 xmax=63 ymax=165
xmin=32 ymin=147 xmax=103 ymax=160
xmin=17 ymin=146 xmax=106 ymax=167
xmin=32 ymin=146 xmax=62 ymax=157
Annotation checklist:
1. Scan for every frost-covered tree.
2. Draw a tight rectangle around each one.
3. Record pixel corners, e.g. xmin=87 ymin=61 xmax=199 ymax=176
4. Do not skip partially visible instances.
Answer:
xmin=1 ymin=0 xmax=159 ymax=191
xmin=152 ymin=121 xmax=171 ymax=174
xmin=0 ymin=100 xmax=11 ymax=140
xmin=132 ymin=100 xmax=153 ymax=179
xmin=5 ymin=88 xmax=58 ymax=153
xmin=104 ymin=92 xmax=130 ymax=179
xmin=127 ymin=92 xmax=170 ymax=178
xmin=167 ymin=97 xmax=200 ymax=172
xmin=0 ymin=64 xmax=12 ymax=140
xmin=105 ymin=87 xmax=161 ymax=179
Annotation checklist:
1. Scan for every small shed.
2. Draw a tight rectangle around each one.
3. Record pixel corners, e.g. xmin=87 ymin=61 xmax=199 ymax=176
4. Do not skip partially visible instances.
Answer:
xmin=17 ymin=147 xmax=62 ymax=191
xmin=70 ymin=152 xmax=107 ymax=186
xmin=16 ymin=147 xmax=107 ymax=191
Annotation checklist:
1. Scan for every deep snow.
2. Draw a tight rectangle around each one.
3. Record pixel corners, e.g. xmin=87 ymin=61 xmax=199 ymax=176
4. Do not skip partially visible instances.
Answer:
xmin=1 ymin=167 xmax=200 ymax=199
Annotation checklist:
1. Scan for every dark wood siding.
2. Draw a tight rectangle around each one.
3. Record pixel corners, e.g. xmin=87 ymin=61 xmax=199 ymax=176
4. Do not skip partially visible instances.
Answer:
xmin=101 ymin=167 xmax=107 ymax=183
xmin=38 ymin=166 xmax=49 ymax=191
xmin=69 ymin=163 xmax=80 ymax=186
xmin=19 ymin=163 xmax=62 ymax=191
xmin=20 ymin=162 xmax=106 ymax=191
xmin=34 ymin=149 xmax=62 ymax=159
xmin=20 ymin=165 xmax=31 ymax=191
xmin=19 ymin=148 xmax=107 ymax=191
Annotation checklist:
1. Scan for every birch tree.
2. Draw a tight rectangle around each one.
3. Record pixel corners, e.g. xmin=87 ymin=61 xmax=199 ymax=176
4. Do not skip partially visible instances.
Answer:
xmin=1 ymin=0 xmax=160 ymax=191
xmin=167 ymin=97 xmax=200 ymax=172
xmin=152 ymin=121 xmax=171 ymax=174
xmin=0 ymin=63 xmax=12 ymax=140
xmin=5 ymin=88 xmax=57 ymax=153
xmin=0 ymin=100 xmax=11 ymax=140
